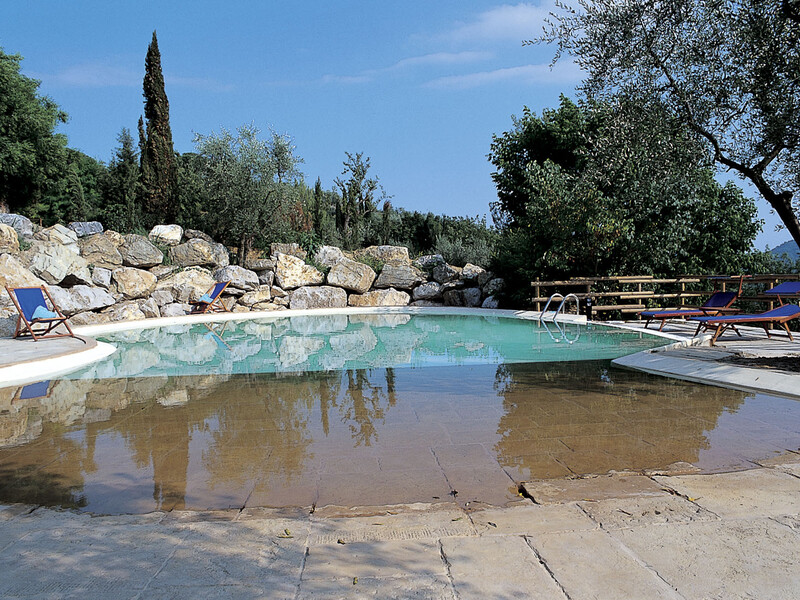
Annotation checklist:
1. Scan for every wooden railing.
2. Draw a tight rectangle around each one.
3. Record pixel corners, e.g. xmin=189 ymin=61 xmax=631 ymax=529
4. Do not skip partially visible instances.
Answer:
xmin=530 ymin=274 xmax=800 ymax=318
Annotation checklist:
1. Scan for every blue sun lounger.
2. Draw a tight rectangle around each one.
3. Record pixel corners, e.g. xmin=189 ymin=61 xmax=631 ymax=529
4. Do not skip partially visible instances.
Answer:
xmin=189 ymin=281 xmax=231 ymax=314
xmin=640 ymin=290 xmax=739 ymax=331
xmin=691 ymin=303 xmax=800 ymax=345
xmin=5 ymin=286 xmax=76 ymax=341
xmin=764 ymin=281 xmax=800 ymax=305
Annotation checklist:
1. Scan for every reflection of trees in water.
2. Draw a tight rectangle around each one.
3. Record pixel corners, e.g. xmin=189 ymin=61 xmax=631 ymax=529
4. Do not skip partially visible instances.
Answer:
xmin=492 ymin=361 xmax=750 ymax=477
xmin=338 ymin=369 xmax=396 ymax=447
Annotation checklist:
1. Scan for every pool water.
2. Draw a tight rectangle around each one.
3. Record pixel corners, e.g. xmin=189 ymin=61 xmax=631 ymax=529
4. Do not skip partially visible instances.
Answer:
xmin=1 ymin=313 xmax=799 ymax=514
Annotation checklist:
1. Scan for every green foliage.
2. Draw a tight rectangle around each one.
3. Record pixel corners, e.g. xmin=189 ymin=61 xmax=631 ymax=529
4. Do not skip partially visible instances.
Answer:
xmin=101 ymin=128 xmax=142 ymax=233
xmin=541 ymin=0 xmax=800 ymax=248
xmin=490 ymin=98 xmax=768 ymax=304
xmin=140 ymin=31 xmax=178 ymax=225
xmin=0 ymin=48 xmax=68 ymax=214
xmin=334 ymin=152 xmax=387 ymax=249
xmin=354 ymin=254 xmax=385 ymax=273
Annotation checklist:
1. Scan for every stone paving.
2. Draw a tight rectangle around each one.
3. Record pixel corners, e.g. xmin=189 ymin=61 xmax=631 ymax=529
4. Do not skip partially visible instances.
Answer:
xmin=2 ymin=454 xmax=799 ymax=599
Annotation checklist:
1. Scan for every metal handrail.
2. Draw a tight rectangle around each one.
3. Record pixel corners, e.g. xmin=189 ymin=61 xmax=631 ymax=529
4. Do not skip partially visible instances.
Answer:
xmin=539 ymin=293 xmax=580 ymax=324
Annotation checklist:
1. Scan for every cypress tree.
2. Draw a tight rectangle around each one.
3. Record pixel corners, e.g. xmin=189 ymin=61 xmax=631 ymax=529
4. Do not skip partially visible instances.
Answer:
xmin=140 ymin=31 xmax=177 ymax=224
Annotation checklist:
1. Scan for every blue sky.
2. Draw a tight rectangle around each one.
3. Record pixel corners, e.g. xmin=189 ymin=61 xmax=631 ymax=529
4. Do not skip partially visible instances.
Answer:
xmin=2 ymin=1 xmax=787 ymax=249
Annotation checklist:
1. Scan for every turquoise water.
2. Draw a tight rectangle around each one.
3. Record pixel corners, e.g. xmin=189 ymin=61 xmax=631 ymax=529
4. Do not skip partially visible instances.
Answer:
xmin=71 ymin=313 xmax=667 ymax=380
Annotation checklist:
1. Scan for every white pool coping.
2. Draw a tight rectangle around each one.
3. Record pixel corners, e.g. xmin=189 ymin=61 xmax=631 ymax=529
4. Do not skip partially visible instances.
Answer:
xmin=1 ymin=307 xmax=638 ymax=387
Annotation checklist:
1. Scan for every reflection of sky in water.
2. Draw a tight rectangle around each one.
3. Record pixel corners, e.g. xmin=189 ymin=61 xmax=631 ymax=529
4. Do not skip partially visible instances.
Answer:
xmin=70 ymin=314 xmax=666 ymax=379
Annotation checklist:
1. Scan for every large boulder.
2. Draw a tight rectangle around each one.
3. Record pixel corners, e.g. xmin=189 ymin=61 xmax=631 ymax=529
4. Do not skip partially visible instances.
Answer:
xmin=120 ymin=234 xmax=163 ymax=268
xmin=213 ymin=265 xmax=259 ymax=294
xmin=139 ymin=297 xmax=160 ymax=318
xmin=91 ymin=267 xmax=112 ymax=289
xmin=160 ymin=303 xmax=191 ymax=317
xmin=461 ymin=263 xmax=486 ymax=283
xmin=23 ymin=241 xmax=92 ymax=286
xmin=0 ymin=254 xmax=46 ymax=289
xmin=148 ymin=224 xmax=183 ymax=246
xmin=33 ymin=224 xmax=79 ymax=251
xmin=169 ymin=238 xmax=229 ymax=268
xmin=413 ymin=254 xmax=446 ymax=271
xmin=289 ymin=285 xmax=347 ymax=309
xmin=275 ymin=253 xmax=324 ymax=289
xmin=112 ymin=267 xmax=158 ymax=300
xmin=357 ymin=245 xmax=410 ymax=265
xmin=0 ymin=214 xmax=33 ymax=238
xmin=374 ymin=263 xmax=425 ymax=290
xmin=78 ymin=232 xmax=123 ymax=269
xmin=412 ymin=281 xmax=443 ymax=301
xmin=0 ymin=223 xmax=20 ymax=254
xmin=270 ymin=242 xmax=306 ymax=260
xmin=46 ymin=285 xmax=116 ymax=316
xmin=348 ymin=288 xmax=411 ymax=307
xmin=482 ymin=295 xmax=500 ymax=309
xmin=246 ymin=257 xmax=276 ymax=271
xmin=68 ymin=221 xmax=103 ymax=238
xmin=482 ymin=278 xmax=505 ymax=296
xmin=68 ymin=311 xmax=112 ymax=327
xmin=184 ymin=229 xmax=214 ymax=243
xmin=102 ymin=301 xmax=146 ymax=322
xmin=154 ymin=267 xmax=216 ymax=303
xmin=314 ymin=245 xmax=346 ymax=267
xmin=443 ymin=287 xmax=482 ymax=307
xmin=326 ymin=258 xmax=376 ymax=294
xmin=239 ymin=286 xmax=272 ymax=306
xmin=433 ymin=263 xmax=460 ymax=284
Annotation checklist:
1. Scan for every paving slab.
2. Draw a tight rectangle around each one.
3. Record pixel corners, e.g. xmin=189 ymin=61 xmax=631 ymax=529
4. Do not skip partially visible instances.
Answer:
xmin=441 ymin=535 xmax=568 ymax=599
xmin=611 ymin=518 xmax=800 ymax=600
xmin=578 ymin=494 xmax=718 ymax=529
xmin=297 ymin=575 xmax=454 ymax=600
xmin=522 ymin=473 xmax=667 ymax=504
xmin=138 ymin=583 xmax=297 ymax=600
xmin=468 ymin=503 xmax=597 ymax=536
xmin=655 ymin=468 xmax=800 ymax=518
xmin=528 ymin=529 xmax=683 ymax=600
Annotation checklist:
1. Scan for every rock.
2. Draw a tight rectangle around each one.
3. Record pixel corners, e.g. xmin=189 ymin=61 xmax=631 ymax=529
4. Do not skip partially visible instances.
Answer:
xmin=410 ymin=300 xmax=444 ymax=307
xmin=91 ymin=267 xmax=112 ymax=289
xmin=160 ymin=303 xmax=191 ymax=317
xmin=239 ymin=286 xmax=272 ymax=306
xmin=412 ymin=281 xmax=443 ymax=301
xmin=326 ymin=258 xmax=376 ymax=294
xmin=253 ymin=302 xmax=285 ymax=311
xmin=270 ymin=242 xmax=306 ymax=260
xmin=461 ymin=263 xmax=486 ymax=283
xmin=102 ymin=301 xmax=146 ymax=322
xmin=68 ymin=221 xmax=103 ymax=238
xmin=273 ymin=296 xmax=290 ymax=307
xmin=481 ymin=295 xmax=500 ymax=309
xmin=358 ymin=245 xmax=410 ymax=265
xmin=289 ymin=285 xmax=347 ymax=309
xmin=483 ymin=277 xmax=505 ymax=296
xmin=112 ymin=267 xmax=157 ymax=299
xmin=23 ymin=241 xmax=92 ymax=286
xmin=314 ymin=245 xmax=346 ymax=267
xmin=441 ymin=280 xmax=465 ymax=292
xmin=139 ymin=297 xmax=160 ymax=318
xmin=33 ymin=224 xmax=79 ymax=250
xmin=78 ymin=232 xmax=123 ymax=269
xmin=0 ymin=223 xmax=20 ymax=254
xmin=184 ymin=229 xmax=214 ymax=243
xmin=477 ymin=270 xmax=495 ymax=288
xmin=413 ymin=254 xmax=445 ymax=271
xmin=374 ymin=263 xmax=425 ymax=290
xmin=120 ymin=234 xmax=163 ymax=268
xmin=150 ymin=289 xmax=174 ymax=306
xmin=0 ymin=254 xmax=46 ymax=289
xmin=68 ymin=311 xmax=112 ymax=327
xmin=149 ymin=265 xmax=177 ymax=279
xmin=275 ymin=253 xmax=324 ymax=289
xmin=462 ymin=287 xmax=482 ymax=307
xmin=0 ymin=214 xmax=33 ymax=238
xmin=246 ymin=257 xmax=276 ymax=271
xmin=271 ymin=285 xmax=287 ymax=298
xmin=433 ymin=263 xmax=460 ymax=284
xmin=213 ymin=265 xmax=259 ymax=293
xmin=257 ymin=270 xmax=275 ymax=287
xmin=46 ymin=285 xmax=116 ymax=316
xmin=148 ymin=224 xmax=183 ymax=246
xmin=169 ymin=238 xmax=229 ymax=268
xmin=348 ymin=288 xmax=411 ymax=307
xmin=155 ymin=267 xmax=216 ymax=303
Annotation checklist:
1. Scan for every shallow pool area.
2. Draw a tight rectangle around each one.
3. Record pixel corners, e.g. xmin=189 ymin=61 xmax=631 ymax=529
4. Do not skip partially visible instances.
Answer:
xmin=1 ymin=311 xmax=799 ymax=514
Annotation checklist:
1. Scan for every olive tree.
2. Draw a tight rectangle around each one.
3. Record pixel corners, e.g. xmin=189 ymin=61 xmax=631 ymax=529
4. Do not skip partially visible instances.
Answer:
xmin=193 ymin=123 xmax=301 ymax=265
xmin=539 ymin=0 xmax=800 ymax=247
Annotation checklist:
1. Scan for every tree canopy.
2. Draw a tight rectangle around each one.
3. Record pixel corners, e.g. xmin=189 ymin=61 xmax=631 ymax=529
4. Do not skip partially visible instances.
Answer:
xmin=540 ymin=0 xmax=800 ymax=247
xmin=0 ymin=48 xmax=68 ymax=214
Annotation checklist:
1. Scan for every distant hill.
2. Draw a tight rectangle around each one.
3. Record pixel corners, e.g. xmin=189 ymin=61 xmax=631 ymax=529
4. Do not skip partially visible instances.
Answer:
xmin=771 ymin=240 xmax=800 ymax=261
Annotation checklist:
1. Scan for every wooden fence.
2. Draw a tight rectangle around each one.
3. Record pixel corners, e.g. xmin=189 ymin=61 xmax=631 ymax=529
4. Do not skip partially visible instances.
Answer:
xmin=530 ymin=274 xmax=800 ymax=318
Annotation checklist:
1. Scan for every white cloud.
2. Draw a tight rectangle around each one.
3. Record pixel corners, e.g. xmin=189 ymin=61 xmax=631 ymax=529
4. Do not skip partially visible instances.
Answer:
xmin=444 ymin=2 xmax=554 ymax=43
xmin=319 ymin=73 xmax=372 ymax=85
xmin=425 ymin=60 xmax=581 ymax=89
xmin=389 ymin=51 xmax=493 ymax=70
xmin=47 ymin=63 xmax=140 ymax=88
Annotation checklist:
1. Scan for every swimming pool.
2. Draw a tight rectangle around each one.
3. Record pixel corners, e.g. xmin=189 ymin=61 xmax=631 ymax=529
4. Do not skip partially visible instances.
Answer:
xmin=1 ymin=310 xmax=799 ymax=514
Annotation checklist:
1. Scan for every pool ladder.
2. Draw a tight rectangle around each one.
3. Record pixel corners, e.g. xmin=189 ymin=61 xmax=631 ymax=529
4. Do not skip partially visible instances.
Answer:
xmin=538 ymin=293 xmax=581 ymax=344
xmin=538 ymin=293 xmax=580 ymax=324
